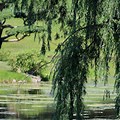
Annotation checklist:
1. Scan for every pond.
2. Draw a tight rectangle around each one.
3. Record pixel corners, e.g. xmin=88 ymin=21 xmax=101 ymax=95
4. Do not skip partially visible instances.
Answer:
xmin=0 ymin=82 xmax=118 ymax=120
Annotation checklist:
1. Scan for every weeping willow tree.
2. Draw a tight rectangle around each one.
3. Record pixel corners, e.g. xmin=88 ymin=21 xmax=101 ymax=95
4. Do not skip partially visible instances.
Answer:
xmin=0 ymin=0 xmax=120 ymax=119
xmin=51 ymin=0 xmax=120 ymax=119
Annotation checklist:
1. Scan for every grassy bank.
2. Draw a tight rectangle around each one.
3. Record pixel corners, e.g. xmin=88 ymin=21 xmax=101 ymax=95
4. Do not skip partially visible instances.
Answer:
xmin=0 ymin=70 xmax=31 ymax=82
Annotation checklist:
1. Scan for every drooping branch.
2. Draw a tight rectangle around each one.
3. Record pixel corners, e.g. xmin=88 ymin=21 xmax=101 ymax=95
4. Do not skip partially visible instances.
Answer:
xmin=3 ymin=24 xmax=14 ymax=29
xmin=55 ymin=24 xmax=103 ymax=53
xmin=0 ymin=24 xmax=46 ymax=48
xmin=62 ymin=23 xmax=104 ymax=46
xmin=2 ymin=34 xmax=28 ymax=42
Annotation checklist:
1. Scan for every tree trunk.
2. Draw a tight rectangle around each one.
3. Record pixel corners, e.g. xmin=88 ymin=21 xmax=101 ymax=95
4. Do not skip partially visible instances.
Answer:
xmin=0 ymin=28 xmax=3 ymax=48
xmin=0 ymin=2 xmax=5 ymax=48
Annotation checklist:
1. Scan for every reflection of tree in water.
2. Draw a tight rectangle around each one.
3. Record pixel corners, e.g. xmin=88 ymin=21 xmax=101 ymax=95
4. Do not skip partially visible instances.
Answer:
xmin=19 ymin=111 xmax=54 ymax=120
xmin=12 ymin=103 xmax=55 ymax=120
xmin=103 ymin=89 xmax=111 ymax=100
xmin=85 ymin=108 xmax=116 ymax=119
xmin=0 ymin=104 xmax=8 ymax=118
xmin=115 ymin=95 xmax=120 ymax=117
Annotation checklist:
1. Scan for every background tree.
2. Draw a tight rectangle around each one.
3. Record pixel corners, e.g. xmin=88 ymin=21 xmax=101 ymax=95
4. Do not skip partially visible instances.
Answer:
xmin=0 ymin=0 xmax=46 ymax=51
xmin=0 ymin=0 xmax=120 ymax=119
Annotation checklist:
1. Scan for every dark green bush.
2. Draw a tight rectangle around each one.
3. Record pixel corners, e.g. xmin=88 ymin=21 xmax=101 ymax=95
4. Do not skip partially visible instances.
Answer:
xmin=9 ymin=51 xmax=47 ymax=76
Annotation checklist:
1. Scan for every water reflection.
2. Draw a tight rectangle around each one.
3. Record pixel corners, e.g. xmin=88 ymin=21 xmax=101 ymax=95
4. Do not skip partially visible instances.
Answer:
xmin=0 ymin=83 xmax=55 ymax=119
xmin=0 ymin=102 xmax=54 ymax=119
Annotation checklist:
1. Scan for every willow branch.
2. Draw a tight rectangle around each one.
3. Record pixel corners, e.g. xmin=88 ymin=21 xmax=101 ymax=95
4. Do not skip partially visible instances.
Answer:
xmin=62 ymin=24 xmax=103 ymax=45
xmin=1 ymin=34 xmax=11 ymax=40
xmin=3 ymin=24 xmax=14 ymax=29
xmin=2 ymin=34 xmax=28 ymax=42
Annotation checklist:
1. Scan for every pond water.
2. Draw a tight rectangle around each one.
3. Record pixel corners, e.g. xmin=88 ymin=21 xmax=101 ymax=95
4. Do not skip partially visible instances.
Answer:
xmin=0 ymin=82 xmax=118 ymax=120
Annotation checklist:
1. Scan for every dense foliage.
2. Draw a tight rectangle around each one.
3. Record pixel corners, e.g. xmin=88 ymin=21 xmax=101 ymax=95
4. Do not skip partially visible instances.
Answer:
xmin=51 ymin=0 xmax=120 ymax=119
xmin=8 ymin=51 xmax=49 ymax=81
xmin=0 ymin=0 xmax=120 ymax=119
xmin=9 ymin=51 xmax=47 ymax=77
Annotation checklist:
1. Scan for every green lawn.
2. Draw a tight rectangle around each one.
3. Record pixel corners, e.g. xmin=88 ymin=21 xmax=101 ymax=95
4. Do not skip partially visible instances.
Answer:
xmin=0 ymin=61 xmax=11 ymax=70
xmin=0 ymin=70 xmax=31 ymax=82
xmin=0 ymin=60 xmax=31 ymax=82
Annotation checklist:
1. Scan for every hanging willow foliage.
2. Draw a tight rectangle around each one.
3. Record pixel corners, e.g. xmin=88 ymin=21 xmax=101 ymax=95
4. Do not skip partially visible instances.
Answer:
xmin=51 ymin=0 xmax=120 ymax=119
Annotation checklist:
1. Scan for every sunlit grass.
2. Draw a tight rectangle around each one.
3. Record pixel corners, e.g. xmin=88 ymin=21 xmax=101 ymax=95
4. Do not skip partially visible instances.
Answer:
xmin=0 ymin=70 xmax=31 ymax=82
xmin=0 ymin=61 xmax=11 ymax=70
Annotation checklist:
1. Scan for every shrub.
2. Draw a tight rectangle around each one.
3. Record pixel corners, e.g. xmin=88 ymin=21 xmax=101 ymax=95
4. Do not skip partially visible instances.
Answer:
xmin=9 ymin=51 xmax=47 ymax=77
